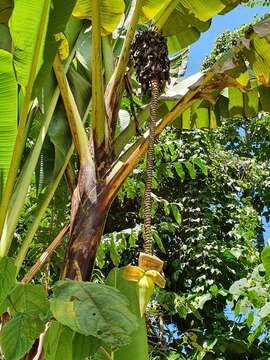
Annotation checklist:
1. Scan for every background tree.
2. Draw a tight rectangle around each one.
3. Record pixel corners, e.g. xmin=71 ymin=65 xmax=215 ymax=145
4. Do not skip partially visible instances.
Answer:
xmin=99 ymin=115 xmax=270 ymax=359
xmin=95 ymin=22 xmax=270 ymax=358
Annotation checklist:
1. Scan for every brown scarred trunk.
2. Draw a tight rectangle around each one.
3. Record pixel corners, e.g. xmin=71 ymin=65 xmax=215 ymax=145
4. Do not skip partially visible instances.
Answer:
xmin=64 ymin=198 xmax=109 ymax=281
xmin=63 ymin=158 xmax=111 ymax=281
xmin=62 ymin=129 xmax=155 ymax=281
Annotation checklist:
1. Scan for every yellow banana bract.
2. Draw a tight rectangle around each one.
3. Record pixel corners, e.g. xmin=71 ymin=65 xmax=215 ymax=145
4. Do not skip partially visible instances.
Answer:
xmin=122 ymin=253 xmax=166 ymax=317
xmin=122 ymin=265 xmax=165 ymax=288
xmin=139 ymin=252 xmax=164 ymax=272
xmin=145 ymin=270 xmax=166 ymax=288
xmin=138 ymin=275 xmax=155 ymax=317
xmin=122 ymin=265 xmax=145 ymax=282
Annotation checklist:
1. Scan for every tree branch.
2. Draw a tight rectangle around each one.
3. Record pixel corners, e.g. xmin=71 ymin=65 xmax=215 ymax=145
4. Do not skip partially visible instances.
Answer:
xmin=21 ymin=225 xmax=69 ymax=283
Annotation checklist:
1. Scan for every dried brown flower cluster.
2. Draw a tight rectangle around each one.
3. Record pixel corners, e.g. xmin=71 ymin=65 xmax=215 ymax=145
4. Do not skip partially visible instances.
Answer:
xmin=131 ymin=29 xmax=170 ymax=93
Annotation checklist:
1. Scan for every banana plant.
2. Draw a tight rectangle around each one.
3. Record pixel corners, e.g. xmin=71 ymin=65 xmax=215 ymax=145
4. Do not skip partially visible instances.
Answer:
xmin=0 ymin=0 xmax=250 ymax=279
xmin=0 ymin=0 xmax=270 ymax=359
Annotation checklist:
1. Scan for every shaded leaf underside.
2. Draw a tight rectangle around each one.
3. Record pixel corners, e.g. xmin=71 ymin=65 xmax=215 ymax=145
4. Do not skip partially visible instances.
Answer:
xmin=161 ymin=18 xmax=270 ymax=130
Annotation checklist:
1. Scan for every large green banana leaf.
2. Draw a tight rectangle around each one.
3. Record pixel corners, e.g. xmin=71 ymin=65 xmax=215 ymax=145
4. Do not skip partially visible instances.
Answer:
xmin=161 ymin=18 xmax=270 ymax=129
xmin=73 ymin=0 xmax=125 ymax=35
xmin=164 ymin=80 xmax=268 ymax=129
xmin=143 ymin=0 xmax=242 ymax=22
xmin=0 ymin=50 xmax=17 ymax=201
xmin=9 ymin=0 xmax=49 ymax=87
xmin=35 ymin=66 xmax=91 ymax=194
xmin=171 ymin=83 xmax=270 ymax=130
xmin=142 ymin=0 xmax=244 ymax=51
xmin=33 ymin=0 xmax=78 ymax=97
xmin=0 ymin=19 xmax=84 ymax=256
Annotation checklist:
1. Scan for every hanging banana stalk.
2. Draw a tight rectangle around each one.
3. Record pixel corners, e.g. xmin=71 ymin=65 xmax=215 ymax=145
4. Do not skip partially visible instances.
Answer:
xmin=123 ymin=28 xmax=170 ymax=317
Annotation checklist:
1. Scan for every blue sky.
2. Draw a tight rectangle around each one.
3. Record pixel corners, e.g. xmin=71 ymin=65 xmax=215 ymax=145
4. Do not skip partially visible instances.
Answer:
xmin=187 ymin=4 xmax=269 ymax=75
xmin=186 ymin=4 xmax=270 ymax=243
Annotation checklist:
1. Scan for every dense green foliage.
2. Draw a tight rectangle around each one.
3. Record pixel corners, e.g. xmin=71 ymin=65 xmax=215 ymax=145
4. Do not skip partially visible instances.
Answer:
xmin=101 ymin=114 xmax=270 ymax=359
xmin=248 ymin=0 xmax=270 ymax=7
xmin=99 ymin=21 xmax=270 ymax=358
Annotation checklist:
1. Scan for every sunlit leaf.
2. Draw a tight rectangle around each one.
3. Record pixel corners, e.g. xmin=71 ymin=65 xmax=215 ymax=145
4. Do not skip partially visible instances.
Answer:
xmin=153 ymin=230 xmax=166 ymax=253
xmin=9 ymin=0 xmax=48 ymax=86
xmin=73 ymin=0 xmax=125 ymax=35
xmin=246 ymin=311 xmax=254 ymax=328
xmin=184 ymin=161 xmax=196 ymax=179
xmin=174 ymin=163 xmax=185 ymax=179
xmin=261 ymin=246 xmax=270 ymax=276
xmin=259 ymin=302 xmax=270 ymax=318
xmin=171 ymin=204 xmax=182 ymax=225
xmin=34 ymin=0 xmax=78 ymax=95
